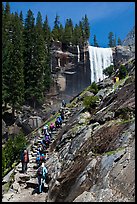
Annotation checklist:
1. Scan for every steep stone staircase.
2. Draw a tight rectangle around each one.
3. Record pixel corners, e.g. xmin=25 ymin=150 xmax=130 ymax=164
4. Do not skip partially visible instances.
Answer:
xmin=2 ymin=106 xmax=75 ymax=202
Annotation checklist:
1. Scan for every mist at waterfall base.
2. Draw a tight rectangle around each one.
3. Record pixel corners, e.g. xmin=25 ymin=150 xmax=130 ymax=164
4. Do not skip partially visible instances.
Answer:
xmin=58 ymin=46 xmax=113 ymax=104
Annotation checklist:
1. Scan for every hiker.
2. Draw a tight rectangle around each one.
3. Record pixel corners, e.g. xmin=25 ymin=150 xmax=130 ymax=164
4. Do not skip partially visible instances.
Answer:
xmin=58 ymin=116 xmax=63 ymax=125
xmin=36 ymin=148 xmax=43 ymax=167
xmin=60 ymin=109 xmax=64 ymax=120
xmin=45 ymin=134 xmax=51 ymax=142
xmin=21 ymin=149 xmax=29 ymax=173
xmin=55 ymin=118 xmax=60 ymax=128
xmin=62 ymin=99 xmax=66 ymax=107
xmin=37 ymin=162 xmax=48 ymax=193
xmin=36 ymin=153 xmax=46 ymax=167
xmin=41 ymin=138 xmax=50 ymax=149
xmin=49 ymin=122 xmax=56 ymax=132
xmin=42 ymin=124 xmax=49 ymax=135
xmin=36 ymin=153 xmax=41 ymax=167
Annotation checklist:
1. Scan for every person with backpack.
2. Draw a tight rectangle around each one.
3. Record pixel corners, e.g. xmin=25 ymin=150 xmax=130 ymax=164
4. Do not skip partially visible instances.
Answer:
xmin=55 ymin=116 xmax=62 ymax=128
xmin=62 ymin=99 xmax=66 ymax=107
xmin=60 ymin=109 xmax=64 ymax=120
xmin=58 ymin=116 xmax=63 ymax=126
xmin=21 ymin=149 xmax=29 ymax=173
xmin=41 ymin=138 xmax=50 ymax=149
xmin=49 ymin=122 xmax=56 ymax=132
xmin=37 ymin=162 xmax=48 ymax=193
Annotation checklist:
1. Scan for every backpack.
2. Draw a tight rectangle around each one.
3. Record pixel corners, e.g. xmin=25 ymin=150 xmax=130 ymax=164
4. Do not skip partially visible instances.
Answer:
xmin=37 ymin=166 xmax=43 ymax=176
xmin=40 ymin=155 xmax=45 ymax=161
xmin=24 ymin=152 xmax=28 ymax=162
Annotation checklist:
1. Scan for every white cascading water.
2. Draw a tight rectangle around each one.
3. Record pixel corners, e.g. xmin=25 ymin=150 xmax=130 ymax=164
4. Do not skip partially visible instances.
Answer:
xmin=77 ymin=45 xmax=80 ymax=62
xmin=88 ymin=46 xmax=113 ymax=83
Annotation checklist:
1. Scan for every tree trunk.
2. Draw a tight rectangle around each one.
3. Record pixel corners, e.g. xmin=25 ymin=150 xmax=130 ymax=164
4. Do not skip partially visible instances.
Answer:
xmin=12 ymin=106 xmax=15 ymax=117
xmin=4 ymin=102 xmax=7 ymax=110
xmin=34 ymin=100 xmax=36 ymax=109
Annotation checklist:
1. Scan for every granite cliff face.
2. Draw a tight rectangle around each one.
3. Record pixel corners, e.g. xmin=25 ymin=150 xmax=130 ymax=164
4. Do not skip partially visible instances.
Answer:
xmin=122 ymin=26 xmax=135 ymax=46
xmin=45 ymin=57 xmax=135 ymax=202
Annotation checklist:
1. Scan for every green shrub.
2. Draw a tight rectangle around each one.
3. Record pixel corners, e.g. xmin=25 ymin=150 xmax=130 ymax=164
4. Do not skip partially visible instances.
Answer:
xmin=2 ymin=131 xmax=27 ymax=177
xmin=83 ymin=95 xmax=99 ymax=110
xmin=118 ymin=65 xmax=128 ymax=79
xmin=88 ymin=82 xmax=99 ymax=94
xmin=103 ymin=65 xmax=114 ymax=77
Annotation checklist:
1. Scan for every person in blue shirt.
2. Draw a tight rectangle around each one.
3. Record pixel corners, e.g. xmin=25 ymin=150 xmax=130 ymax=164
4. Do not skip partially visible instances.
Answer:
xmin=37 ymin=162 xmax=48 ymax=193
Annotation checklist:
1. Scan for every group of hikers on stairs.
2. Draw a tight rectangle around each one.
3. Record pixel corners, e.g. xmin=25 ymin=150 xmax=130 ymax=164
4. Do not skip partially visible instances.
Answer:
xmin=20 ymin=100 xmax=66 ymax=194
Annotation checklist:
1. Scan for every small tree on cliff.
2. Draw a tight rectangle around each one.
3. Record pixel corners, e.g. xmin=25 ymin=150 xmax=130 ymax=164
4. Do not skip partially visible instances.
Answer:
xmin=117 ymin=37 xmax=122 ymax=46
xmin=108 ymin=32 xmax=115 ymax=47
xmin=93 ymin=35 xmax=99 ymax=47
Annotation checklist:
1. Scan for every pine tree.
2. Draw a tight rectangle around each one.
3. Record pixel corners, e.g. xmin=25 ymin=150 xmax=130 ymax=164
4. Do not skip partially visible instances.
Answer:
xmin=9 ymin=12 xmax=25 ymax=115
xmin=117 ymin=37 xmax=122 ymax=45
xmin=63 ymin=18 xmax=73 ymax=45
xmin=93 ymin=35 xmax=99 ymax=47
xmin=32 ymin=11 xmax=48 ymax=107
xmin=114 ymin=34 xmax=116 ymax=47
xmin=108 ymin=32 xmax=115 ymax=47
xmin=58 ymin=23 xmax=64 ymax=42
xmin=43 ymin=15 xmax=51 ymax=48
xmin=23 ymin=9 xmax=36 ymax=104
xmin=19 ymin=11 xmax=23 ymax=24
xmin=52 ymin=14 xmax=60 ymax=41
xmin=2 ymin=2 xmax=13 ymax=108
xmin=78 ymin=20 xmax=84 ymax=46
xmin=72 ymin=23 xmax=81 ymax=45
xmin=82 ymin=14 xmax=90 ymax=43
xmin=43 ymin=15 xmax=52 ymax=91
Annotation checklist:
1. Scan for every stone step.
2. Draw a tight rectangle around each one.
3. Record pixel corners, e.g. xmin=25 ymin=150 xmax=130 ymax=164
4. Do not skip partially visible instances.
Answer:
xmin=26 ymin=178 xmax=49 ymax=191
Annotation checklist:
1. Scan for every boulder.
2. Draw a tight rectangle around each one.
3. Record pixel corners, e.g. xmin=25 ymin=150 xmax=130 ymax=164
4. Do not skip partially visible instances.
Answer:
xmin=12 ymin=182 xmax=21 ymax=193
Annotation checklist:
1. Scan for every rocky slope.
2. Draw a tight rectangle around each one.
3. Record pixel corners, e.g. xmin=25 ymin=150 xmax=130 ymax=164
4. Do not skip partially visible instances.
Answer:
xmin=122 ymin=26 xmax=135 ymax=46
xmin=2 ymin=56 xmax=135 ymax=202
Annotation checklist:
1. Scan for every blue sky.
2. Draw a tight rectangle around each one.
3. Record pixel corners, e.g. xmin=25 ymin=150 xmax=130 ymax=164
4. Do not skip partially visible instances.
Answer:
xmin=3 ymin=2 xmax=135 ymax=47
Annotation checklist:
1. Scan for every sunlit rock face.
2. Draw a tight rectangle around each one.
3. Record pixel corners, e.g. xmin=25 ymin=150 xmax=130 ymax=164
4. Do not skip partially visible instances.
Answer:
xmin=122 ymin=26 xmax=135 ymax=46
xmin=88 ymin=46 xmax=113 ymax=83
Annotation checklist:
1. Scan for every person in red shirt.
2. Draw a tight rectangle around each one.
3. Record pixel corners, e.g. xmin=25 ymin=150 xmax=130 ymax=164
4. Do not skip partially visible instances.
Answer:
xmin=21 ymin=149 xmax=29 ymax=173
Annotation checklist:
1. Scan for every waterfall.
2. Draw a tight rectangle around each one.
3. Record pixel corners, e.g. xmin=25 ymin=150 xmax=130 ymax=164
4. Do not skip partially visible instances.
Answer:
xmin=77 ymin=45 xmax=80 ymax=62
xmin=88 ymin=46 xmax=113 ymax=83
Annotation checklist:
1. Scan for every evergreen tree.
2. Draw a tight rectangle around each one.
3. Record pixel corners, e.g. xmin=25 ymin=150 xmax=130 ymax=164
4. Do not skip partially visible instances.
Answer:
xmin=19 ymin=11 xmax=23 ymax=24
xmin=72 ymin=23 xmax=81 ymax=45
xmin=52 ymin=14 xmax=60 ymax=41
xmin=23 ymin=9 xmax=36 ymax=104
xmin=58 ymin=23 xmax=64 ymax=42
xmin=63 ymin=18 xmax=73 ymax=45
xmin=43 ymin=15 xmax=51 ymax=48
xmin=93 ymin=35 xmax=99 ymax=47
xmin=32 ymin=11 xmax=49 ymax=106
xmin=117 ymin=37 xmax=122 ymax=45
xmin=2 ymin=2 xmax=13 ymax=107
xmin=114 ymin=34 xmax=116 ymax=47
xmin=82 ymin=14 xmax=90 ymax=43
xmin=9 ymin=12 xmax=25 ymax=115
xmin=43 ymin=15 xmax=52 ymax=91
xmin=78 ymin=20 xmax=84 ymax=45
xmin=108 ymin=32 xmax=115 ymax=47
